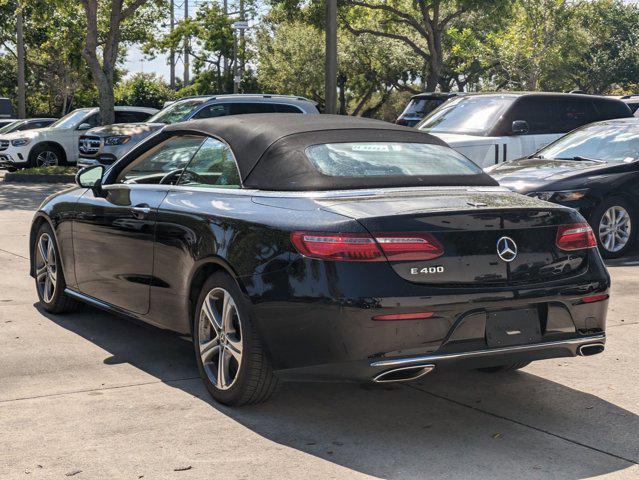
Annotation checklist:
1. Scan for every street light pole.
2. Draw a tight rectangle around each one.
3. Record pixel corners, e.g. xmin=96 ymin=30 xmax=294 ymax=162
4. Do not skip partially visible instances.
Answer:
xmin=183 ymin=0 xmax=190 ymax=86
xmin=324 ymin=0 xmax=337 ymax=114
xmin=232 ymin=21 xmax=249 ymax=94
xmin=169 ymin=0 xmax=175 ymax=89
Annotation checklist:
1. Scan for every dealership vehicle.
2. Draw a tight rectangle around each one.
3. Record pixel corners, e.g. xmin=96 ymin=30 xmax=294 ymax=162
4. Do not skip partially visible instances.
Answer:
xmin=416 ymin=93 xmax=632 ymax=167
xmin=487 ymin=118 xmax=639 ymax=258
xmin=0 ymin=118 xmax=56 ymax=135
xmin=78 ymin=94 xmax=319 ymax=168
xmin=395 ymin=92 xmax=459 ymax=126
xmin=30 ymin=115 xmax=609 ymax=406
xmin=0 ymin=106 xmax=156 ymax=169
xmin=614 ymin=94 xmax=639 ymax=114
xmin=0 ymin=97 xmax=13 ymax=118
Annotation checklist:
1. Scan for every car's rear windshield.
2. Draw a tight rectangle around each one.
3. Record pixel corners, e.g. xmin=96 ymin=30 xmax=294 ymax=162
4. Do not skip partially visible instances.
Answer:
xmin=305 ymin=142 xmax=482 ymax=177
xmin=417 ymin=95 xmax=515 ymax=135
xmin=148 ymin=99 xmax=206 ymax=124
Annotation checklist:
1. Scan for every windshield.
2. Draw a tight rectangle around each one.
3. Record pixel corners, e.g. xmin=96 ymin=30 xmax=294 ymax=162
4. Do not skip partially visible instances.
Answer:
xmin=401 ymin=98 xmax=449 ymax=118
xmin=417 ymin=96 xmax=514 ymax=135
xmin=306 ymin=142 xmax=482 ymax=177
xmin=147 ymin=99 xmax=206 ymax=124
xmin=537 ymin=123 xmax=639 ymax=163
xmin=50 ymin=110 xmax=91 ymax=129
xmin=0 ymin=121 xmax=22 ymax=134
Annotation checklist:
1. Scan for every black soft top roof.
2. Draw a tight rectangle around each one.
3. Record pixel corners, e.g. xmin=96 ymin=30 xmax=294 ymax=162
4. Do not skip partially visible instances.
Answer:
xmin=165 ymin=114 xmax=498 ymax=191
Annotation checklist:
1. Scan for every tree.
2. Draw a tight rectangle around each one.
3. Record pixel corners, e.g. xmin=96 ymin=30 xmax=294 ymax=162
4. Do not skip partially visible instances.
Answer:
xmin=115 ymin=72 xmax=175 ymax=108
xmin=145 ymin=2 xmax=235 ymax=95
xmin=340 ymin=0 xmax=509 ymax=91
xmin=80 ymin=0 xmax=164 ymax=124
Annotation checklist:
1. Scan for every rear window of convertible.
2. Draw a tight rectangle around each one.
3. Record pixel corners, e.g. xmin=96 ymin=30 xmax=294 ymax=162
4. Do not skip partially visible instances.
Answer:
xmin=305 ymin=142 xmax=482 ymax=177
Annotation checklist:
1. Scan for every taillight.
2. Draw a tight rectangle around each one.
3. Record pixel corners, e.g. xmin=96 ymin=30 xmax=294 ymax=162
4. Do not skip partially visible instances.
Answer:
xmin=290 ymin=231 xmax=444 ymax=262
xmin=556 ymin=223 xmax=597 ymax=251
xmin=372 ymin=312 xmax=434 ymax=321
xmin=374 ymin=233 xmax=443 ymax=261
xmin=290 ymin=232 xmax=384 ymax=262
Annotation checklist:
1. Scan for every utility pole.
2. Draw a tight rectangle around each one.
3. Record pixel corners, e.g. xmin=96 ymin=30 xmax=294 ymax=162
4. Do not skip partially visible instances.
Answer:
xmin=232 ymin=20 xmax=248 ymax=94
xmin=169 ymin=0 xmax=175 ymax=89
xmin=223 ymin=0 xmax=228 ymax=82
xmin=239 ymin=0 xmax=245 ymax=74
xmin=183 ymin=0 xmax=190 ymax=86
xmin=16 ymin=1 xmax=26 ymax=119
xmin=324 ymin=0 xmax=337 ymax=114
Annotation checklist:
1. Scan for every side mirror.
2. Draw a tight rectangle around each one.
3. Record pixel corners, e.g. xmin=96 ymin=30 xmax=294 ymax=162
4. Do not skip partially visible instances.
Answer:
xmin=511 ymin=120 xmax=529 ymax=135
xmin=76 ymin=165 xmax=104 ymax=195
xmin=77 ymin=123 xmax=92 ymax=131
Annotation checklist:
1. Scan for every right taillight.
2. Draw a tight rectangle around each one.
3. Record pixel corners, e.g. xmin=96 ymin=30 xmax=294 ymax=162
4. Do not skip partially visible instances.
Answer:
xmin=556 ymin=223 xmax=597 ymax=251
xmin=290 ymin=231 xmax=444 ymax=262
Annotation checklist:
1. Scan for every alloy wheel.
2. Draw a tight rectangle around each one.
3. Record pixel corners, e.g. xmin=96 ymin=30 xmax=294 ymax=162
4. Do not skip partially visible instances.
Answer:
xmin=198 ymin=287 xmax=243 ymax=390
xmin=35 ymin=233 xmax=57 ymax=303
xmin=36 ymin=151 xmax=59 ymax=167
xmin=598 ymin=206 xmax=631 ymax=253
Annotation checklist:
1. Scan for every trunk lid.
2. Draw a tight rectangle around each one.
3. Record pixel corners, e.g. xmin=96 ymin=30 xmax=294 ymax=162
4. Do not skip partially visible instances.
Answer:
xmin=316 ymin=188 xmax=589 ymax=286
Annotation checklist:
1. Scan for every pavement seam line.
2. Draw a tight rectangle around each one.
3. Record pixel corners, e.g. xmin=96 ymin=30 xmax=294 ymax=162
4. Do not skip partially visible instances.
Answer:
xmin=0 ymin=375 xmax=201 ymax=404
xmin=0 ymin=247 xmax=28 ymax=260
xmin=406 ymin=383 xmax=638 ymax=466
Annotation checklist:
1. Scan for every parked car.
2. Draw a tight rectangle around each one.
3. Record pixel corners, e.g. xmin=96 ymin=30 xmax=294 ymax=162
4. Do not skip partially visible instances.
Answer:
xmin=31 ymin=114 xmax=609 ymax=406
xmin=0 ymin=106 xmax=157 ymax=170
xmin=487 ymin=118 xmax=639 ymax=258
xmin=416 ymin=93 xmax=633 ymax=167
xmin=0 ymin=97 xmax=14 ymax=118
xmin=0 ymin=119 xmax=20 ymax=129
xmin=0 ymin=118 xmax=57 ymax=134
xmin=77 ymin=94 xmax=319 ymax=168
xmin=614 ymin=94 xmax=639 ymax=114
xmin=395 ymin=92 xmax=459 ymax=126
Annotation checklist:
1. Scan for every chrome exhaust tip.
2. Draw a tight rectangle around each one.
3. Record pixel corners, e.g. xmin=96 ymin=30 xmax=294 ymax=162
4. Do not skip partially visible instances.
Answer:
xmin=373 ymin=364 xmax=435 ymax=383
xmin=578 ymin=343 xmax=605 ymax=357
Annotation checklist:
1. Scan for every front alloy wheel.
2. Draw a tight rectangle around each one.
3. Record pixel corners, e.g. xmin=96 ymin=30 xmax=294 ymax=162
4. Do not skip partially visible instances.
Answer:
xmin=35 ymin=232 xmax=57 ymax=303
xmin=35 ymin=150 xmax=59 ymax=167
xmin=598 ymin=205 xmax=631 ymax=255
xmin=198 ymin=287 xmax=244 ymax=390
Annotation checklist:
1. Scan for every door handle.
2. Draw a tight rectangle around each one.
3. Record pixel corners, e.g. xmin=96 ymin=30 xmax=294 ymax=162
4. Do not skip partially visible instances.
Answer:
xmin=131 ymin=205 xmax=151 ymax=216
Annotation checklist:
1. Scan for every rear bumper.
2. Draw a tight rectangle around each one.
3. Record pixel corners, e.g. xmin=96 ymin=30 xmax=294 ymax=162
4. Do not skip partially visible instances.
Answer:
xmin=275 ymin=334 xmax=606 ymax=382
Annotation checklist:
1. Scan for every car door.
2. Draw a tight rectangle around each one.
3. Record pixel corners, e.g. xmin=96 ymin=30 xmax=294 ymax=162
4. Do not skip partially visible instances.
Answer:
xmin=72 ymin=134 xmax=205 ymax=314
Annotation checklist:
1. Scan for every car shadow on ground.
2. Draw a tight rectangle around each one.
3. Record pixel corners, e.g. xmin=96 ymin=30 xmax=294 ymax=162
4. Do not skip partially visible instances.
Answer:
xmin=0 ymin=182 xmax=72 ymax=211
xmin=605 ymin=251 xmax=639 ymax=267
xmin=38 ymin=304 xmax=638 ymax=480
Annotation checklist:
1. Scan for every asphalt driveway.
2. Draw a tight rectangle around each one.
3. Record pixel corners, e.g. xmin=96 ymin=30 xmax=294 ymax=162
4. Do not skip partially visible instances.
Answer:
xmin=0 ymin=180 xmax=637 ymax=479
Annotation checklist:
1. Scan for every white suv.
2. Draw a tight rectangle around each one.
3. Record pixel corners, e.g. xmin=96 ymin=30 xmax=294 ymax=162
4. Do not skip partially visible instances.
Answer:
xmin=416 ymin=93 xmax=632 ymax=168
xmin=0 ymin=106 xmax=157 ymax=170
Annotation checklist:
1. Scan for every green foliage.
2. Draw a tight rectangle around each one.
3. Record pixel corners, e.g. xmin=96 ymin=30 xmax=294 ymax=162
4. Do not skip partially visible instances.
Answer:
xmin=115 ymin=73 xmax=176 ymax=108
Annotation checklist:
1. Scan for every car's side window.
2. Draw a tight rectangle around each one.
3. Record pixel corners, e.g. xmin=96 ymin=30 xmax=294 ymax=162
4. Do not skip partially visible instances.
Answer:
xmin=83 ymin=113 xmax=100 ymax=129
xmin=506 ymin=98 xmax=556 ymax=135
xmin=116 ymin=135 xmax=205 ymax=184
xmin=193 ymin=104 xmax=230 ymax=119
xmin=271 ymin=104 xmax=304 ymax=113
xmin=177 ymin=137 xmax=241 ymax=188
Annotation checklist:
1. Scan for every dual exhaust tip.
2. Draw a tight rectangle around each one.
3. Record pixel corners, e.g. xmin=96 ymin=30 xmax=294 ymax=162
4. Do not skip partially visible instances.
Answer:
xmin=373 ymin=364 xmax=435 ymax=383
xmin=578 ymin=343 xmax=605 ymax=357
xmin=373 ymin=342 xmax=604 ymax=383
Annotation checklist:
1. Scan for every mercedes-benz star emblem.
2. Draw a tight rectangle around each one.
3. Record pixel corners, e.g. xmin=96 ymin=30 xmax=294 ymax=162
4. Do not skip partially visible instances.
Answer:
xmin=496 ymin=236 xmax=518 ymax=262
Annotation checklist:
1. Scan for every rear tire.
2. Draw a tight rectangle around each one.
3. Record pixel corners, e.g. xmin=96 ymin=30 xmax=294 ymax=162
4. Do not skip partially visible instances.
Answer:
xmin=33 ymin=223 xmax=82 ymax=314
xmin=590 ymin=196 xmax=635 ymax=259
xmin=477 ymin=361 xmax=531 ymax=373
xmin=193 ymin=272 xmax=279 ymax=406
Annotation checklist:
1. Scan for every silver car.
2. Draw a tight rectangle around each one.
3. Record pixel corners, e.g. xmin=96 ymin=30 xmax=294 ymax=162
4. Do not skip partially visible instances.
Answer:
xmin=78 ymin=94 xmax=320 ymax=168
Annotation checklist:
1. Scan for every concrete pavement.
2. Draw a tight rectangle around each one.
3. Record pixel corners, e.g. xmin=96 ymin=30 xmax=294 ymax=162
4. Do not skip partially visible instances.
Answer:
xmin=0 ymin=180 xmax=637 ymax=479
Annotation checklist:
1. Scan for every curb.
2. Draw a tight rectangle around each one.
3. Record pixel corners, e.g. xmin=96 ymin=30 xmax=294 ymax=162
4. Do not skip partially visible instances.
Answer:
xmin=3 ymin=173 xmax=75 ymax=184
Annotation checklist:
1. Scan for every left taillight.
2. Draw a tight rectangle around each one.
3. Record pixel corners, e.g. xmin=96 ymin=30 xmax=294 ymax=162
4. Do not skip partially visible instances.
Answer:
xmin=556 ymin=223 xmax=597 ymax=251
xmin=290 ymin=231 xmax=444 ymax=262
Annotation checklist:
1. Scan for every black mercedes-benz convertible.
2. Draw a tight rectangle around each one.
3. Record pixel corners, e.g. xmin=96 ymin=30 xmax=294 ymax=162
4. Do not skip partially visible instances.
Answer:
xmin=30 ymin=114 xmax=609 ymax=406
